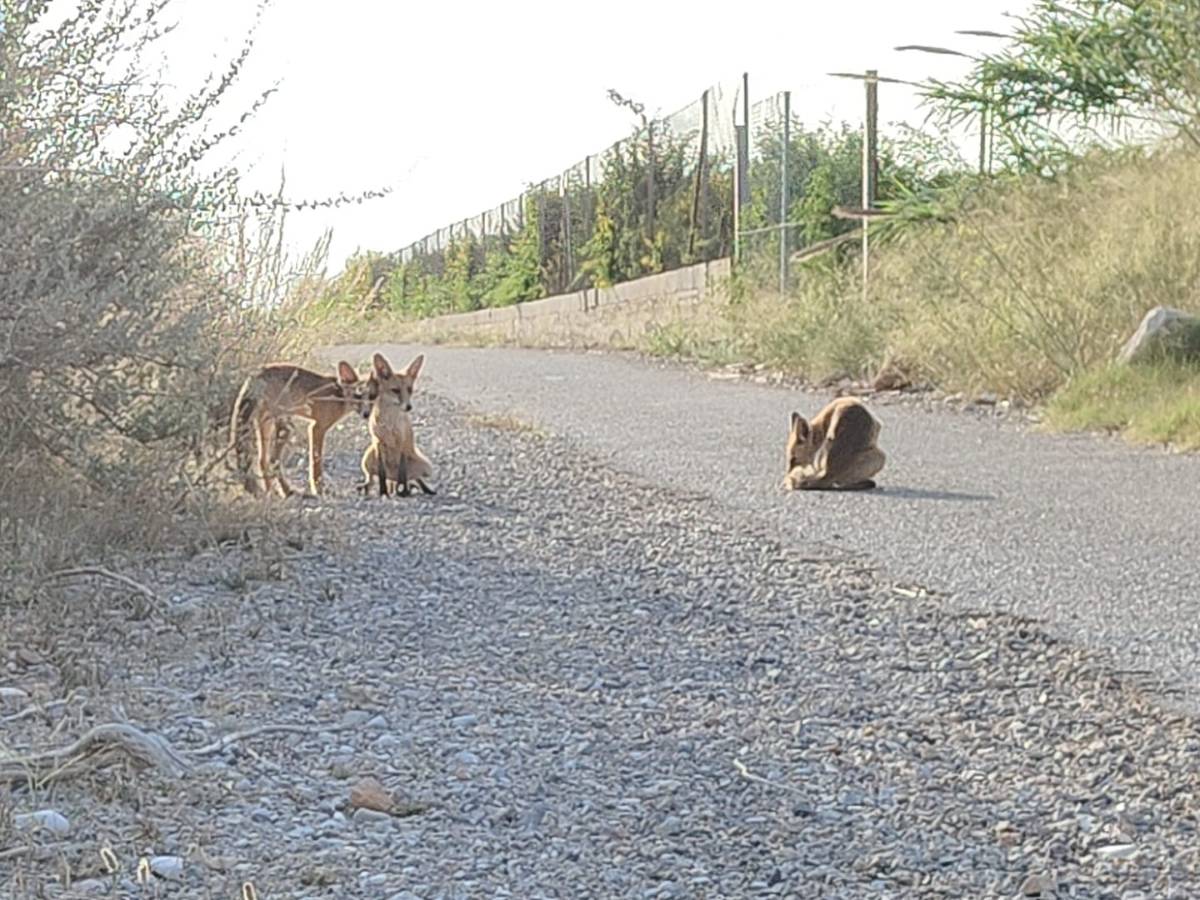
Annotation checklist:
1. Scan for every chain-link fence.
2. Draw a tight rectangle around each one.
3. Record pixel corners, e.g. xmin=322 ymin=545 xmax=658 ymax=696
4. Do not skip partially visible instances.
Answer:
xmin=372 ymin=70 xmax=979 ymax=317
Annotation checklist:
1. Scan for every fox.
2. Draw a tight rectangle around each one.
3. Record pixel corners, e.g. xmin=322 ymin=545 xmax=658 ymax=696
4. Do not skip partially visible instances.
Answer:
xmin=358 ymin=352 xmax=436 ymax=498
xmin=229 ymin=361 xmax=369 ymax=497
xmin=783 ymin=396 xmax=886 ymax=491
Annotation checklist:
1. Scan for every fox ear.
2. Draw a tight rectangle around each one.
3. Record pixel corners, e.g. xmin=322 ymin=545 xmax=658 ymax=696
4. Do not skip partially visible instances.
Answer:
xmin=790 ymin=412 xmax=809 ymax=440
xmin=372 ymin=352 xmax=393 ymax=380
xmin=336 ymin=361 xmax=358 ymax=383
xmin=405 ymin=354 xmax=425 ymax=380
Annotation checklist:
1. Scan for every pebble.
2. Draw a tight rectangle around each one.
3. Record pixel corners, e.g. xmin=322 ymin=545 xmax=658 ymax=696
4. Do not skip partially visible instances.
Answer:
xmin=149 ymin=856 xmax=185 ymax=880
xmin=13 ymin=810 xmax=70 ymax=837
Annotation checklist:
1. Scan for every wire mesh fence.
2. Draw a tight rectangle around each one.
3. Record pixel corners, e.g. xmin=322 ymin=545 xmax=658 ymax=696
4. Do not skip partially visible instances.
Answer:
xmin=372 ymin=69 xmax=980 ymax=317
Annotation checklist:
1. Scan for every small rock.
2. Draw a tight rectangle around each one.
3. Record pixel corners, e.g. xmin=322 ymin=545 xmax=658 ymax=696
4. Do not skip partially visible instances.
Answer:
xmin=655 ymin=815 xmax=683 ymax=836
xmin=366 ymin=714 xmax=389 ymax=730
xmin=341 ymin=710 xmax=371 ymax=727
xmin=454 ymin=750 xmax=481 ymax=766
xmin=71 ymin=879 xmax=107 ymax=895
xmin=1095 ymin=843 xmax=1137 ymax=860
xmin=871 ymin=356 xmax=913 ymax=392
xmin=1020 ymin=873 xmax=1057 ymax=896
xmin=519 ymin=802 xmax=547 ymax=830
xmin=14 ymin=810 xmax=70 ymax=837
xmin=352 ymin=807 xmax=393 ymax=827
xmin=349 ymin=777 xmax=395 ymax=814
xmin=149 ymin=856 xmax=185 ymax=881
xmin=451 ymin=714 xmax=479 ymax=729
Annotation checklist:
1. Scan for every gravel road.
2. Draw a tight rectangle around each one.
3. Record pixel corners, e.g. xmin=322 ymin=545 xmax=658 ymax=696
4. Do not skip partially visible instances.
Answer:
xmin=328 ymin=343 xmax=1200 ymax=709
xmin=3 ymin=349 xmax=1200 ymax=898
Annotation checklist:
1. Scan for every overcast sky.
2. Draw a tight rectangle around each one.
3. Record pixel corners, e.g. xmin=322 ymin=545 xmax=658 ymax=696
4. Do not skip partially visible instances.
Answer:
xmin=151 ymin=0 xmax=1035 ymax=271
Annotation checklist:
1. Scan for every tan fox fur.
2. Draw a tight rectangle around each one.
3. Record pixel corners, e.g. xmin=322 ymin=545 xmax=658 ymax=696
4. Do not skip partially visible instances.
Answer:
xmin=783 ymin=396 xmax=886 ymax=491
xmin=359 ymin=352 xmax=436 ymax=498
xmin=230 ymin=361 xmax=368 ymax=497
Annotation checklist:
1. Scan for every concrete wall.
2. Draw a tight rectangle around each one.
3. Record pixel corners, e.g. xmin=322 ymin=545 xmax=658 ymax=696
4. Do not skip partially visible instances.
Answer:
xmin=403 ymin=257 xmax=731 ymax=348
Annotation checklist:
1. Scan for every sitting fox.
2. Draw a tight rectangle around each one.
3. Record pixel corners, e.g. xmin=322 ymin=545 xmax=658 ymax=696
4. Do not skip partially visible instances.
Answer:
xmin=783 ymin=396 xmax=886 ymax=491
xmin=359 ymin=352 xmax=436 ymax=498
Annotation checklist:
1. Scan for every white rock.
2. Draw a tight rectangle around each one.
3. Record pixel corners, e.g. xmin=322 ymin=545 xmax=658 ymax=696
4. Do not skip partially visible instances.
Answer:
xmin=1117 ymin=306 xmax=1200 ymax=364
xmin=13 ymin=809 xmax=70 ymax=836
xmin=149 ymin=855 xmax=185 ymax=880
xmin=1094 ymin=843 xmax=1137 ymax=860
xmin=0 ymin=686 xmax=29 ymax=708
xmin=1020 ymin=873 xmax=1056 ymax=896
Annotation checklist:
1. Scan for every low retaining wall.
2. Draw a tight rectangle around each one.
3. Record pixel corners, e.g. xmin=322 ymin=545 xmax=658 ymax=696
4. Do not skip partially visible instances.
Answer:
xmin=405 ymin=258 xmax=731 ymax=348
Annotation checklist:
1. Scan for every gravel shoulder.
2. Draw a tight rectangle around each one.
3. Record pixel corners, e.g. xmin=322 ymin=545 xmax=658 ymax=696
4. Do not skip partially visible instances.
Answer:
xmin=3 ymin=389 xmax=1200 ymax=898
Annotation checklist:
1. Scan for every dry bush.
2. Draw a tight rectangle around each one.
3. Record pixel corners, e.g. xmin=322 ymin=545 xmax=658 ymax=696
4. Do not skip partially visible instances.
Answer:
xmin=0 ymin=1 xmax=356 ymax=596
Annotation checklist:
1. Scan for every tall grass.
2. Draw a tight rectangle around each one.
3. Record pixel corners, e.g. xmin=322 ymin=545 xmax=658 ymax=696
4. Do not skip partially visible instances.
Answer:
xmin=658 ymin=146 xmax=1200 ymax=403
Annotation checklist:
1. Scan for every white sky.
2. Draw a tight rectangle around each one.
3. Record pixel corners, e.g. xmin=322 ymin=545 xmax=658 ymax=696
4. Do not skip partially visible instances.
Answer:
xmin=153 ymin=0 xmax=1035 ymax=272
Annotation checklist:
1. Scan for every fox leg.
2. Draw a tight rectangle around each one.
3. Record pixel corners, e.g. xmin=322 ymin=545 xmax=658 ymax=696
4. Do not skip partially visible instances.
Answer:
xmin=796 ymin=446 xmax=885 ymax=491
xmin=272 ymin=419 xmax=298 ymax=497
xmin=407 ymin=449 xmax=434 ymax=495
xmin=832 ymin=447 xmax=886 ymax=490
xmin=396 ymin=455 xmax=410 ymax=498
xmin=377 ymin=448 xmax=390 ymax=498
xmin=306 ymin=421 xmax=331 ymax=496
xmin=257 ymin=417 xmax=291 ymax=497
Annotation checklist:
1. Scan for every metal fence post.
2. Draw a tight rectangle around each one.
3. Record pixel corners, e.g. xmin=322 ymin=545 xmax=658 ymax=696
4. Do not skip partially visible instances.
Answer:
xmin=733 ymin=73 xmax=750 ymax=267
xmin=689 ymin=89 xmax=709 ymax=262
xmin=861 ymin=70 xmax=878 ymax=304
xmin=561 ymin=173 xmax=573 ymax=292
xmin=779 ymin=90 xmax=790 ymax=295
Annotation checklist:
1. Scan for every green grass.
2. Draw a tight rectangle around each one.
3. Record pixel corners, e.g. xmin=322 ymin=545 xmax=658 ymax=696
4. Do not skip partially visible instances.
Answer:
xmin=1045 ymin=361 xmax=1200 ymax=450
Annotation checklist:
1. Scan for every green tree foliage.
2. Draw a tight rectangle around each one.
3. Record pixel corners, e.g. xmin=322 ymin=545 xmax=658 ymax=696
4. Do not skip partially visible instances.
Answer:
xmin=924 ymin=0 xmax=1200 ymax=172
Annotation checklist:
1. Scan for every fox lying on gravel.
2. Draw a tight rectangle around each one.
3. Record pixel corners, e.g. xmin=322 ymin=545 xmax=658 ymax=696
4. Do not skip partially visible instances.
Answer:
xmin=358 ymin=352 xmax=436 ymax=498
xmin=783 ymin=396 xmax=886 ymax=491
xmin=230 ymin=361 xmax=369 ymax=497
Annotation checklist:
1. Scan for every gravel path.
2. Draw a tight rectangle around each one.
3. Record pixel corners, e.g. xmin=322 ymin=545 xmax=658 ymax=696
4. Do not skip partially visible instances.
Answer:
xmin=326 ymin=343 xmax=1200 ymax=709
xmin=3 ymin=387 xmax=1200 ymax=898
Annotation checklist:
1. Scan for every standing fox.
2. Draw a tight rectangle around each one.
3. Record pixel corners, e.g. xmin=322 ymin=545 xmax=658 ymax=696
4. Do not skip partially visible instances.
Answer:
xmin=783 ymin=396 xmax=886 ymax=491
xmin=359 ymin=352 xmax=436 ymax=498
xmin=230 ymin=361 xmax=368 ymax=497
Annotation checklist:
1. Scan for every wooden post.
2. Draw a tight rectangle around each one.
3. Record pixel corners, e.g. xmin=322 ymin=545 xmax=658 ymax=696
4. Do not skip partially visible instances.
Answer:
xmin=862 ymin=70 xmax=878 ymax=304
xmin=779 ymin=90 xmax=790 ymax=295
